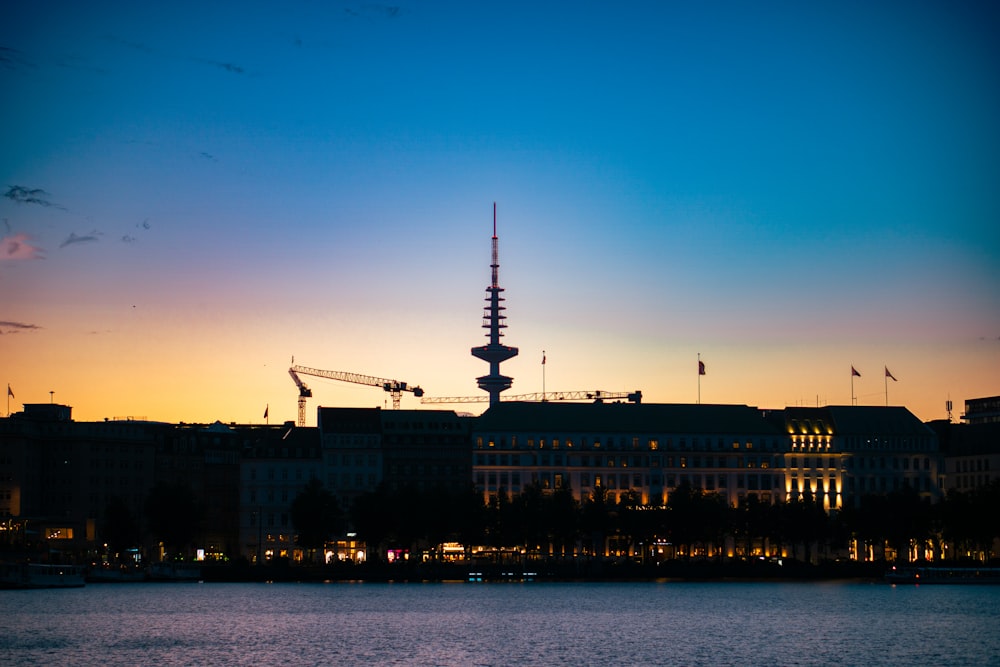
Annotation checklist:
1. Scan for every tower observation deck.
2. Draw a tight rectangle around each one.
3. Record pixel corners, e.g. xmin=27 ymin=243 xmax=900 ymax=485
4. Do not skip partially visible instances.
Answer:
xmin=471 ymin=203 xmax=519 ymax=407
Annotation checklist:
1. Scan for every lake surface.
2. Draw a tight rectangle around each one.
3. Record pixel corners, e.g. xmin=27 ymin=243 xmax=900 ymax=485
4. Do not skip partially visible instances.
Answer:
xmin=2 ymin=581 xmax=998 ymax=666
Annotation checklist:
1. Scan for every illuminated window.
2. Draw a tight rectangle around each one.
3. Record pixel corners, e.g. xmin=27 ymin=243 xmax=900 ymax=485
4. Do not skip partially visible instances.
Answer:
xmin=733 ymin=442 xmax=740 ymax=449
xmin=649 ymin=439 xmax=658 ymax=451
xmin=680 ymin=457 xmax=687 ymax=469
xmin=553 ymin=439 xmax=560 ymax=449
xmin=595 ymin=474 xmax=603 ymax=487
xmin=476 ymin=437 xmax=483 ymax=449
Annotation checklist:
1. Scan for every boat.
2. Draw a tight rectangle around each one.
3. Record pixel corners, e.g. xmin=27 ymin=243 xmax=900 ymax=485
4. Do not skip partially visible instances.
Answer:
xmin=885 ymin=565 xmax=1000 ymax=584
xmin=147 ymin=561 xmax=202 ymax=582
xmin=0 ymin=562 xmax=86 ymax=589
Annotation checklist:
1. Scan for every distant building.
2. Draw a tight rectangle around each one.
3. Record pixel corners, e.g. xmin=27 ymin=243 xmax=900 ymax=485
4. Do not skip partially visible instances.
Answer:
xmin=318 ymin=407 xmax=472 ymax=503
xmin=0 ymin=405 xmax=158 ymax=559
xmin=962 ymin=395 xmax=1000 ymax=425
xmin=472 ymin=402 xmax=941 ymax=511
xmin=928 ymin=419 xmax=1000 ymax=493
xmin=472 ymin=402 xmax=788 ymax=508
xmin=236 ymin=423 xmax=322 ymax=564
xmin=768 ymin=406 xmax=941 ymax=508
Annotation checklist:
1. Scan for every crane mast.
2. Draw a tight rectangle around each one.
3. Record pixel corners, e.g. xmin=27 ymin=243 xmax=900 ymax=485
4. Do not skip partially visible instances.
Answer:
xmin=288 ymin=364 xmax=424 ymax=426
xmin=288 ymin=368 xmax=313 ymax=428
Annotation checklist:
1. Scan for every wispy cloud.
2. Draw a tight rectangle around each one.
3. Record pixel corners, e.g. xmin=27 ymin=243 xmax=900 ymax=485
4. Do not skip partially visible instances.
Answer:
xmin=1 ymin=233 xmax=45 ymax=260
xmin=102 ymin=35 xmax=155 ymax=54
xmin=4 ymin=185 xmax=64 ymax=209
xmin=191 ymin=56 xmax=246 ymax=74
xmin=0 ymin=45 xmax=35 ymax=70
xmin=121 ymin=218 xmax=151 ymax=244
xmin=60 ymin=231 xmax=101 ymax=248
xmin=0 ymin=320 xmax=42 ymax=334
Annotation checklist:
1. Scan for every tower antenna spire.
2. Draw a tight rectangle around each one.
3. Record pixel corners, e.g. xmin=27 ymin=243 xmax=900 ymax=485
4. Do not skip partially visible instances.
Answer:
xmin=472 ymin=202 xmax=519 ymax=407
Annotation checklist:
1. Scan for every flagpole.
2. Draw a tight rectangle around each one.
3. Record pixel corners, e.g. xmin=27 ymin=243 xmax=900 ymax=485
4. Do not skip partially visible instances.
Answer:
xmin=542 ymin=350 xmax=546 ymax=398
xmin=697 ymin=353 xmax=701 ymax=405
xmin=884 ymin=369 xmax=888 ymax=407
xmin=851 ymin=369 xmax=855 ymax=406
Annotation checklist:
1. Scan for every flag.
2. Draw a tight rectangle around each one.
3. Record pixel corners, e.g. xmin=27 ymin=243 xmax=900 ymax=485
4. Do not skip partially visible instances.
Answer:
xmin=698 ymin=360 xmax=706 ymax=376
xmin=542 ymin=352 xmax=546 ymax=365
xmin=263 ymin=405 xmax=269 ymax=419
xmin=885 ymin=367 xmax=897 ymax=381
xmin=851 ymin=366 xmax=861 ymax=377
xmin=6 ymin=384 xmax=12 ymax=398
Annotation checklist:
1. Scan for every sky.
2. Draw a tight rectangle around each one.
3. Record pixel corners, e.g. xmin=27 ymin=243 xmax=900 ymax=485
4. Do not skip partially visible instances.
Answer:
xmin=2 ymin=1 xmax=998 ymax=425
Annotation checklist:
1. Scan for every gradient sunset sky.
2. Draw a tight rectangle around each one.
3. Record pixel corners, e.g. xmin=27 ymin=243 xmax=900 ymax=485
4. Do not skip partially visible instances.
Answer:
xmin=2 ymin=1 xmax=998 ymax=425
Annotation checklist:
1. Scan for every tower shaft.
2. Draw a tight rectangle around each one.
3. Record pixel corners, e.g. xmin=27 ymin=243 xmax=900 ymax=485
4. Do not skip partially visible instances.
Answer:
xmin=471 ymin=203 xmax=518 ymax=406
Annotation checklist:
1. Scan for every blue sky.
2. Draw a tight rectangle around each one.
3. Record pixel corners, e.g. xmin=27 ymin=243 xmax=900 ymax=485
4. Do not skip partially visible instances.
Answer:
xmin=2 ymin=1 xmax=998 ymax=423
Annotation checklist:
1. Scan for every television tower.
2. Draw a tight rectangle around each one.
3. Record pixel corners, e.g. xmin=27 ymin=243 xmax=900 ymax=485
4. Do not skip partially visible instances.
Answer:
xmin=471 ymin=203 xmax=519 ymax=406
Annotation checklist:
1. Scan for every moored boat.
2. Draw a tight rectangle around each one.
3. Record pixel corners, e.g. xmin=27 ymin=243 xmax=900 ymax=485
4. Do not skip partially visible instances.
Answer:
xmin=0 ymin=562 xmax=86 ymax=589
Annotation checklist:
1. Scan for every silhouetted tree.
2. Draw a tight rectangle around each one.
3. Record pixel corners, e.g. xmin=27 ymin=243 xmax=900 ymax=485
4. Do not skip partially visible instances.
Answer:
xmin=581 ymin=486 xmax=614 ymax=557
xmin=144 ymin=481 xmax=204 ymax=559
xmin=350 ymin=485 xmax=392 ymax=563
xmin=101 ymin=495 xmax=141 ymax=561
xmin=291 ymin=478 xmax=345 ymax=562
xmin=547 ymin=484 xmax=580 ymax=557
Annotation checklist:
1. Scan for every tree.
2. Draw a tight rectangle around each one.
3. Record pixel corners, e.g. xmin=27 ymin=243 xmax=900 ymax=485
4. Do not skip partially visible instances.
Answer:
xmin=581 ymin=486 xmax=614 ymax=557
xmin=291 ymin=478 xmax=345 ymax=562
xmin=144 ymin=481 xmax=204 ymax=559
xmin=350 ymin=485 xmax=392 ymax=563
xmin=101 ymin=495 xmax=141 ymax=561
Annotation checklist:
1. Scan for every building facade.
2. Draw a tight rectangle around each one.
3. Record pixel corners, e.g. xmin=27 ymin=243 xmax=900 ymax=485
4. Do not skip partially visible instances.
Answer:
xmin=472 ymin=402 xmax=943 ymax=511
xmin=472 ymin=402 xmax=789 ymax=508
xmin=318 ymin=407 xmax=472 ymax=501
xmin=237 ymin=423 xmax=322 ymax=564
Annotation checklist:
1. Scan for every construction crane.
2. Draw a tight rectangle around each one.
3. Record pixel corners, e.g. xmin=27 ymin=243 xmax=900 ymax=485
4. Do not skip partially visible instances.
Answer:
xmin=421 ymin=390 xmax=642 ymax=405
xmin=289 ymin=364 xmax=425 ymax=426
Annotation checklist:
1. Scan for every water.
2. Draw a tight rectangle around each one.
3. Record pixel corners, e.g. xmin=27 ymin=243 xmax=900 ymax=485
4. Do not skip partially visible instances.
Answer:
xmin=2 ymin=581 xmax=998 ymax=666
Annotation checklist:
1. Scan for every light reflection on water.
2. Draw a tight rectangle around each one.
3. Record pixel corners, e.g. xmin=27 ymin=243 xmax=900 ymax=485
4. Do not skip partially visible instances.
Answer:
xmin=2 ymin=581 xmax=999 ymax=666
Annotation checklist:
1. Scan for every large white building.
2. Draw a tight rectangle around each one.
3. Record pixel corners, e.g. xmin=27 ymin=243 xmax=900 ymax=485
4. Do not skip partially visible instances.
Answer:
xmin=472 ymin=402 xmax=942 ymax=511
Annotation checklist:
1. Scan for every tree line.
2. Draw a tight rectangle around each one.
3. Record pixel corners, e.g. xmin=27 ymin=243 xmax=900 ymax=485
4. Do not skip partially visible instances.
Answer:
xmin=331 ymin=480 xmax=1000 ymax=565
xmin=86 ymin=478 xmax=1000 ymax=565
